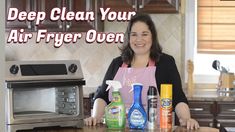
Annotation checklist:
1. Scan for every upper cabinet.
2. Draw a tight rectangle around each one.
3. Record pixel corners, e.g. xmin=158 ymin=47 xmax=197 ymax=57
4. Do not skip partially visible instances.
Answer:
xmin=103 ymin=0 xmax=179 ymax=13
xmin=6 ymin=0 xmax=179 ymax=32
xmin=33 ymin=0 xmax=64 ymax=32
xmin=6 ymin=0 xmax=32 ymax=31
xmin=64 ymin=0 xmax=103 ymax=32
xmin=139 ymin=0 xmax=180 ymax=13
xmin=6 ymin=0 xmax=104 ymax=32
xmin=103 ymin=0 xmax=136 ymax=12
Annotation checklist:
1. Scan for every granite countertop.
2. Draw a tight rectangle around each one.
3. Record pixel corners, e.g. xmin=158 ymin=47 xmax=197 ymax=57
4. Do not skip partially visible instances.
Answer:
xmin=187 ymin=88 xmax=235 ymax=101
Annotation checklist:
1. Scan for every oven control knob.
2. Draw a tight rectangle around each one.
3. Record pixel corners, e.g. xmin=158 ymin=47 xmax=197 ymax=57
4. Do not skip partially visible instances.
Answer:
xmin=68 ymin=64 xmax=77 ymax=73
xmin=10 ymin=65 xmax=19 ymax=74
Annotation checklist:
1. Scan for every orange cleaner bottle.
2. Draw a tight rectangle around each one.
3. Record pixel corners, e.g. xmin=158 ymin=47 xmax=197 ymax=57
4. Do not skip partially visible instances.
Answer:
xmin=160 ymin=84 xmax=173 ymax=129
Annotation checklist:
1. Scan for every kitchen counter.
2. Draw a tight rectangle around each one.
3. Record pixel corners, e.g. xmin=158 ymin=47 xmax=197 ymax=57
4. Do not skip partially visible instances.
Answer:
xmin=187 ymin=88 xmax=235 ymax=101
xmin=188 ymin=96 xmax=235 ymax=101
xmin=18 ymin=124 xmax=219 ymax=132
xmin=186 ymin=88 xmax=235 ymax=129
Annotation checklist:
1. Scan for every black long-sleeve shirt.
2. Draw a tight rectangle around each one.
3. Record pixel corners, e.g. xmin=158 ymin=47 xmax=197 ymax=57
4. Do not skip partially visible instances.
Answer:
xmin=94 ymin=53 xmax=188 ymax=109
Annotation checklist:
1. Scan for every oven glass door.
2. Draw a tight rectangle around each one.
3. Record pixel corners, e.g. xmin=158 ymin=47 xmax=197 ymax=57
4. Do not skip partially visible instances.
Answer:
xmin=7 ymin=80 xmax=85 ymax=119
xmin=13 ymin=86 xmax=78 ymax=118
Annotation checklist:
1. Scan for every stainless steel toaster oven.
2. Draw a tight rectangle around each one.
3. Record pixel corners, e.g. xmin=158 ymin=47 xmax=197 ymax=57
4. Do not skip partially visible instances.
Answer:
xmin=5 ymin=60 xmax=85 ymax=132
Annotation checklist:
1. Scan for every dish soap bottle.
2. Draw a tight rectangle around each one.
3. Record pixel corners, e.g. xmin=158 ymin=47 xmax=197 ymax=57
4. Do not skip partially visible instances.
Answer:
xmin=105 ymin=80 xmax=126 ymax=129
xmin=128 ymin=83 xmax=147 ymax=129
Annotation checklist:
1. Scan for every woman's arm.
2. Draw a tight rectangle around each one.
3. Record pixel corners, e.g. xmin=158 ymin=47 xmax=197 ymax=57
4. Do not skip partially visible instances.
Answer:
xmin=175 ymin=102 xmax=200 ymax=130
xmin=84 ymin=57 xmax=122 ymax=126
xmin=158 ymin=54 xmax=199 ymax=129
xmin=84 ymin=98 xmax=107 ymax=126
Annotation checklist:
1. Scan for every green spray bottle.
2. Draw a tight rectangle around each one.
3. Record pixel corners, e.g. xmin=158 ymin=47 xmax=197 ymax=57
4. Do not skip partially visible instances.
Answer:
xmin=105 ymin=80 xmax=126 ymax=129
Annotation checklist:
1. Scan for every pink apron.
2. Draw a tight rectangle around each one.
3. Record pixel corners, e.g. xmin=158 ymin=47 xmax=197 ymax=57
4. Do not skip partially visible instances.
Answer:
xmin=108 ymin=60 xmax=160 ymax=126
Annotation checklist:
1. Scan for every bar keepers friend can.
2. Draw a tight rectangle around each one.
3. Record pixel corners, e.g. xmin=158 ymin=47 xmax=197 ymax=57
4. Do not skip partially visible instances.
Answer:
xmin=160 ymin=84 xmax=172 ymax=129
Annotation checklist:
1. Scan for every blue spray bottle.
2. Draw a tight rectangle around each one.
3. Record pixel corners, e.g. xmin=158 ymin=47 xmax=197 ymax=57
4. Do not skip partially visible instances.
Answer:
xmin=128 ymin=83 xmax=147 ymax=129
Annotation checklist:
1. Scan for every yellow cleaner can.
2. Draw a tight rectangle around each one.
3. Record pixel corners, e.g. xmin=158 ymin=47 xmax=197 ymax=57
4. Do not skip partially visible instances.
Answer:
xmin=160 ymin=84 xmax=172 ymax=129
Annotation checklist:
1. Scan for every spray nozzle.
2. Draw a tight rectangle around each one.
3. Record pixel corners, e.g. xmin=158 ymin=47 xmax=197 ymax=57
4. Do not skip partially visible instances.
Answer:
xmin=106 ymin=80 xmax=122 ymax=92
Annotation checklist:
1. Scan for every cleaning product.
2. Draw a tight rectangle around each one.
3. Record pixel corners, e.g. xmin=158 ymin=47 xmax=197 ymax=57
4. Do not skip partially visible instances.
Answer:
xmin=105 ymin=80 xmax=126 ymax=129
xmin=147 ymin=86 xmax=159 ymax=130
xmin=160 ymin=84 xmax=173 ymax=129
xmin=128 ymin=83 xmax=147 ymax=129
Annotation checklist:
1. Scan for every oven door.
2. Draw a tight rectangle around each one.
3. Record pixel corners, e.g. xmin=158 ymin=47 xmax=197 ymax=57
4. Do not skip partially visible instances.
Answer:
xmin=5 ymin=80 xmax=85 ymax=124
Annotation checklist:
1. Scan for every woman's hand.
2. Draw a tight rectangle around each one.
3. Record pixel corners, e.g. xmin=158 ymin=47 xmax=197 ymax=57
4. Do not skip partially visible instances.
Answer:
xmin=84 ymin=116 xmax=103 ymax=126
xmin=179 ymin=118 xmax=200 ymax=130
xmin=84 ymin=98 xmax=107 ymax=126
xmin=175 ymin=103 xmax=200 ymax=130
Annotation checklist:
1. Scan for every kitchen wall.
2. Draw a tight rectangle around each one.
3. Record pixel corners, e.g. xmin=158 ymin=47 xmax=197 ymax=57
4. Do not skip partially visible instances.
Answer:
xmin=5 ymin=13 xmax=185 ymax=96
xmin=1 ymin=0 xmax=5 ymax=131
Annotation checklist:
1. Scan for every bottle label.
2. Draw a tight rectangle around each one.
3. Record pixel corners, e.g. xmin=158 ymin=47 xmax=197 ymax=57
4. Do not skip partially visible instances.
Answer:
xmin=113 ymin=96 xmax=121 ymax=102
xmin=148 ymin=97 xmax=158 ymax=123
xmin=148 ymin=97 xmax=158 ymax=108
xmin=106 ymin=105 xmax=125 ymax=127
xmin=161 ymin=98 xmax=172 ymax=109
xmin=108 ymin=106 xmax=121 ymax=115
xmin=160 ymin=98 xmax=172 ymax=129
xmin=130 ymin=109 xmax=145 ymax=126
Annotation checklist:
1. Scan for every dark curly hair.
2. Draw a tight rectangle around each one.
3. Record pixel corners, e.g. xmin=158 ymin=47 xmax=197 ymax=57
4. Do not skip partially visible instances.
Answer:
xmin=120 ymin=13 xmax=162 ymax=65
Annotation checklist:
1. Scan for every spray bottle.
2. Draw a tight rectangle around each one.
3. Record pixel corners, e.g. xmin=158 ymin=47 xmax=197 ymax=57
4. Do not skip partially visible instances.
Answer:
xmin=160 ymin=84 xmax=173 ymax=129
xmin=128 ymin=83 xmax=147 ymax=130
xmin=105 ymin=80 xmax=126 ymax=129
xmin=147 ymin=86 xmax=159 ymax=130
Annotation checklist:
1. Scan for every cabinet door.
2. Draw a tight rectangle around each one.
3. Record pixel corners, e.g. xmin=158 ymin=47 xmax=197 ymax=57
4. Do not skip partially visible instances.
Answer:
xmin=103 ymin=0 xmax=179 ymax=13
xmin=216 ymin=101 xmax=235 ymax=127
xmin=83 ymin=97 xmax=91 ymax=117
xmin=188 ymin=101 xmax=216 ymax=127
xmin=103 ymin=0 xmax=136 ymax=12
xmin=65 ymin=0 xmax=103 ymax=32
xmin=34 ymin=0 xmax=64 ymax=31
xmin=6 ymin=0 xmax=32 ymax=31
xmin=139 ymin=0 xmax=179 ymax=13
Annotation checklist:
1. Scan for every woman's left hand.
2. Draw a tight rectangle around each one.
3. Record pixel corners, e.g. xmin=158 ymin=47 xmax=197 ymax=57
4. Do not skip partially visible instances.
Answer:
xmin=179 ymin=118 xmax=200 ymax=130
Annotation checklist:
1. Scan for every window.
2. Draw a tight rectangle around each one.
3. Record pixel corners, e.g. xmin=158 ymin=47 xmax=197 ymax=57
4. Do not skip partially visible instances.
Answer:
xmin=185 ymin=0 xmax=235 ymax=84
xmin=198 ymin=0 xmax=235 ymax=54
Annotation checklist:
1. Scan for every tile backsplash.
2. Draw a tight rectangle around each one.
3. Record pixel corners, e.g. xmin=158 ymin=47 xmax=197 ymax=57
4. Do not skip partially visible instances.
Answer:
xmin=5 ymin=14 xmax=184 ymax=96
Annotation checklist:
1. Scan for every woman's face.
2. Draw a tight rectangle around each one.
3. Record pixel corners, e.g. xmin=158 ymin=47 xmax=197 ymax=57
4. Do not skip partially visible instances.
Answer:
xmin=130 ymin=21 xmax=152 ymax=56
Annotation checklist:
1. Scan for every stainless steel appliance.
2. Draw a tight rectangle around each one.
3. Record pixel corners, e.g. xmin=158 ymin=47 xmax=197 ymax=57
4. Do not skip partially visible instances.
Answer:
xmin=5 ymin=60 xmax=85 ymax=132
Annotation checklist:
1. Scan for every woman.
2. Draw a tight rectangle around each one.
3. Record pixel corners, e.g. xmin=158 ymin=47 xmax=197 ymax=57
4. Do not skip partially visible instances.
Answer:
xmin=84 ymin=13 xmax=199 ymax=130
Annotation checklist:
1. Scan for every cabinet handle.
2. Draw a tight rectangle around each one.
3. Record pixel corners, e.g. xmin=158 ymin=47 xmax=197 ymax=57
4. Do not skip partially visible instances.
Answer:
xmin=28 ymin=25 xmax=31 ymax=29
xmin=217 ymin=123 xmax=220 ymax=128
xmin=139 ymin=0 xmax=144 ymax=8
xmin=132 ymin=0 xmax=137 ymax=11
xmin=209 ymin=122 xmax=213 ymax=127
xmin=227 ymin=109 xmax=235 ymax=112
xmin=66 ymin=25 xmax=70 ymax=29
xmin=190 ymin=108 xmax=204 ymax=111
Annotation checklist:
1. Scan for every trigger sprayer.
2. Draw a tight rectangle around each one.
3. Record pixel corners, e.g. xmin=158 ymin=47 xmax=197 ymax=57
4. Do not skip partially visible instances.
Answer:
xmin=106 ymin=80 xmax=122 ymax=92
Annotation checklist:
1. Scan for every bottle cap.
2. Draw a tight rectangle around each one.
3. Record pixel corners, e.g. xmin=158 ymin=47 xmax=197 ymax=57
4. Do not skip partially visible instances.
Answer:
xmin=129 ymin=83 xmax=143 ymax=93
xmin=160 ymin=84 xmax=172 ymax=98
xmin=147 ymin=86 xmax=158 ymax=95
